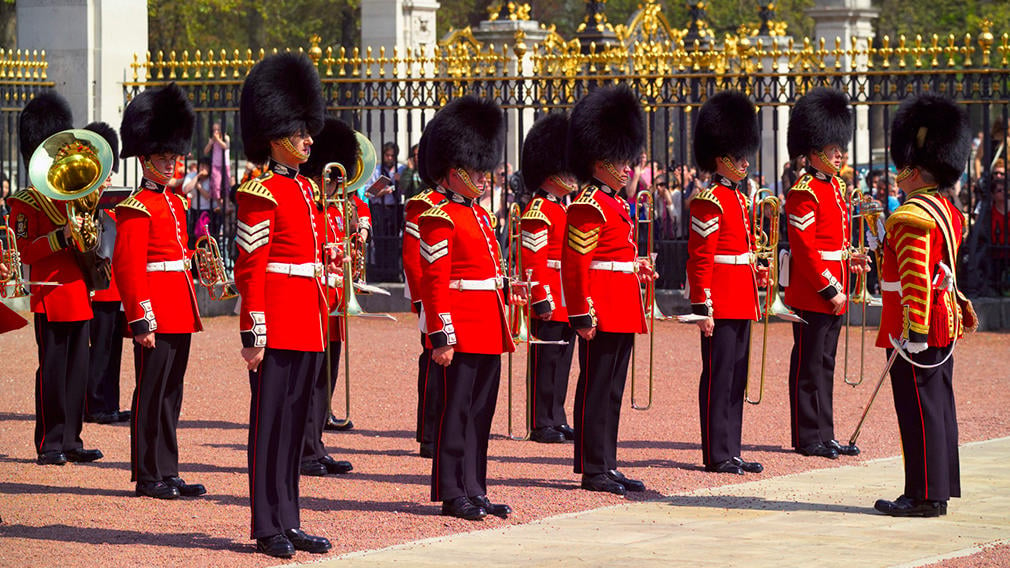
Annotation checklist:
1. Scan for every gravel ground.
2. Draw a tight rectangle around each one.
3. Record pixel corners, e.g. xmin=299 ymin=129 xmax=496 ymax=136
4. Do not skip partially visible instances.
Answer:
xmin=0 ymin=315 xmax=1007 ymax=567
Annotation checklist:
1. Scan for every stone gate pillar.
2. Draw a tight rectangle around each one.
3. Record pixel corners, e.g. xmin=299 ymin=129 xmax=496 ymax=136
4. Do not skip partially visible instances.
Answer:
xmin=17 ymin=0 xmax=147 ymax=131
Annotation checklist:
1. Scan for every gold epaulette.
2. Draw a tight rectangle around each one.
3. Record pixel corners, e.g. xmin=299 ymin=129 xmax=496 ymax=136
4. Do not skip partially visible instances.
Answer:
xmin=419 ymin=203 xmax=453 ymax=227
xmin=407 ymin=188 xmax=437 ymax=206
xmin=835 ymin=175 xmax=848 ymax=193
xmin=236 ymin=177 xmax=277 ymax=205
xmin=788 ymin=175 xmax=818 ymax=202
xmin=886 ymin=203 xmax=936 ymax=233
xmin=571 ymin=188 xmax=604 ymax=218
xmin=306 ymin=177 xmax=322 ymax=203
xmin=116 ymin=195 xmax=151 ymax=217
xmin=690 ymin=188 xmax=722 ymax=212
xmin=521 ymin=198 xmax=551 ymax=225
xmin=179 ymin=194 xmax=190 ymax=210
xmin=8 ymin=189 xmax=40 ymax=210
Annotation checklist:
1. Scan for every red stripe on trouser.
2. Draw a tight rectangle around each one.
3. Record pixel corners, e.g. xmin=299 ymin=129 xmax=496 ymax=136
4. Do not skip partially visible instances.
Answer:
xmin=791 ymin=330 xmax=803 ymax=447
xmin=703 ymin=332 xmax=713 ymax=464
xmin=131 ymin=348 xmax=146 ymax=480
xmin=578 ymin=341 xmax=590 ymax=473
xmin=531 ymin=341 xmax=539 ymax=428
xmin=420 ymin=352 xmax=432 ymax=440
xmin=911 ymin=364 xmax=929 ymax=499
xmin=249 ymin=367 xmax=263 ymax=537
xmin=36 ymin=318 xmax=46 ymax=452
xmin=433 ymin=364 xmax=447 ymax=501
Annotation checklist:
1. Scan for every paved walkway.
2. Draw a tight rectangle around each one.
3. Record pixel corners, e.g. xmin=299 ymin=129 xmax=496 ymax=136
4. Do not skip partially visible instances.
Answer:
xmin=306 ymin=437 xmax=1010 ymax=567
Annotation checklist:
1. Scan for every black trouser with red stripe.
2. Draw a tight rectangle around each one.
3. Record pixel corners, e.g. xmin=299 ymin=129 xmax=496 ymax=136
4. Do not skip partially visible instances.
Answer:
xmin=788 ymin=310 xmax=842 ymax=449
xmin=130 ymin=333 xmax=191 ymax=483
xmin=573 ymin=331 xmax=633 ymax=475
xmin=416 ymin=334 xmax=441 ymax=445
xmin=430 ymin=352 xmax=500 ymax=501
xmin=34 ymin=314 xmax=90 ymax=455
xmin=888 ymin=347 xmax=960 ymax=502
xmin=528 ymin=319 xmax=575 ymax=430
xmin=302 ymin=340 xmax=342 ymax=463
xmin=249 ymin=348 xmax=321 ymax=539
xmin=87 ymin=301 xmax=124 ymax=417
xmin=699 ymin=319 xmax=750 ymax=466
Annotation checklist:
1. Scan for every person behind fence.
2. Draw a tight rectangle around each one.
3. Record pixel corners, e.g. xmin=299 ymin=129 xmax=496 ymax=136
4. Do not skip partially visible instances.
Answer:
xmin=234 ymin=52 xmax=333 ymax=559
xmin=8 ymin=91 xmax=104 ymax=467
xmin=82 ymin=121 xmax=130 ymax=426
xmin=519 ymin=112 xmax=578 ymax=445
xmin=114 ymin=83 xmax=206 ymax=501
xmin=686 ymin=90 xmax=766 ymax=476
xmin=562 ymin=84 xmax=656 ymax=496
xmin=873 ymin=93 xmax=977 ymax=518
xmin=783 ymin=86 xmax=870 ymax=460
xmin=297 ymin=116 xmax=359 ymax=477
xmin=204 ymin=120 xmax=231 ymax=206
xmin=184 ymin=158 xmax=214 ymax=239
xmin=417 ymin=95 xmax=518 ymax=521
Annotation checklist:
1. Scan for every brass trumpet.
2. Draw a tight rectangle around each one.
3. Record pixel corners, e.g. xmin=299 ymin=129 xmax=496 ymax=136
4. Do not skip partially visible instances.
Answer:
xmin=842 ymin=190 xmax=885 ymax=387
xmin=193 ymin=230 xmax=238 ymax=301
xmin=630 ymin=189 xmax=666 ymax=411
xmin=1 ymin=220 xmax=27 ymax=299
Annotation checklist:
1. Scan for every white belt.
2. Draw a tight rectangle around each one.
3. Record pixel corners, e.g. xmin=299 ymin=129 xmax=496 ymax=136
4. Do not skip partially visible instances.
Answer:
xmin=266 ymin=262 xmax=323 ymax=278
xmin=880 ymin=280 xmax=900 ymax=292
xmin=146 ymin=259 xmax=188 ymax=272
xmin=449 ymin=277 xmax=502 ymax=291
xmin=713 ymin=252 xmax=754 ymax=265
xmin=546 ymin=259 xmax=561 ymax=270
xmin=819 ymin=249 xmax=847 ymax=261
xmin=589 ymin=260 xmax=636 ymax=273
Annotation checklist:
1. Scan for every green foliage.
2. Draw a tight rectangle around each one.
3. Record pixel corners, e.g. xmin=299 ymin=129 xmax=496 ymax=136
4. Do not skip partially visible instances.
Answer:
xmin=875 ymin=0 xmax=1009 ymax=43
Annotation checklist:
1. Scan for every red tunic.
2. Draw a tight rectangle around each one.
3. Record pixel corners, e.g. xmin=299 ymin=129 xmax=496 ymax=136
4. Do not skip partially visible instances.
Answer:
xmin=685 ymin=176 xmax=760 ymax=320
xmin=7 ymin=189 xmax=92 ymax=322
xmin=113 ymin=179 xmax=202 ymax=335
xmin=234 ymin=161 xmax=328 ymax=352
xmin=876 ymin=190 xmax=966 ymax=348
xmin=403 ymin=188 xmax=447 ymax=311
xmin=561 ymin=184 xmax=647 ymax=333
xmin=519 ymin=191 xmax=568 ymax=322
xmin=320 ymin=201 xmax=349 ymax=342
xmin=418 ymin=191 xmax=514 ymax=355
xmin=784 ymin=169 xmax=851 ymax=314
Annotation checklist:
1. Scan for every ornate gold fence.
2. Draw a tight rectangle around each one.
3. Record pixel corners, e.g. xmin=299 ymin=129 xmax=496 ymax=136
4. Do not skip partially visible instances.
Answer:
xmin=0 ymin=49 xmax=53 ymax=201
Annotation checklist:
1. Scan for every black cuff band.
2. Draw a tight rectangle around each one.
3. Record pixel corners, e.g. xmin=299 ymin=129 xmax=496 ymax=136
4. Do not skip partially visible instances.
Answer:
xmin=818 ymin=284 xmax=840 ymax=301
xmin=532 ymin=298 xmax=552 ymax=317
xmin=240 ymin=330 xmax=257 ymax=348
xmin=428 ymin=330 xmax=449 ymax=349
xmin=55 ymin=230 xmax=69 ymax=250
xmin=130 ymin=319 xmax=153 ymax=336
xmin=691 ymin=303 xmax=712 ymax=317
xmin=569 ymin=314 xmax=593 ymax=329
xmin=908 ymin=330 xmax=928 ymax=343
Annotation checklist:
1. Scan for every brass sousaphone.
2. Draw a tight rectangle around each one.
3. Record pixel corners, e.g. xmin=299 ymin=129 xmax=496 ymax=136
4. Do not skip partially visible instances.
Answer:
xmin=29 ymin=128 xmax=115 ymax=290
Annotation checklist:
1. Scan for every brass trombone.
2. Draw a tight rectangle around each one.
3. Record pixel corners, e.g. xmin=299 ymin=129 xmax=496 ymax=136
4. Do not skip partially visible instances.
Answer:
xmin=505 ymin=202 xmax=566 ymax=440
xmin=745 ymin=189 xmax=805 ymax=405
xmin=630 ymin=190 xmax=666 ymax=411
xmin=842 ymin=190 xmax=885 ymax=387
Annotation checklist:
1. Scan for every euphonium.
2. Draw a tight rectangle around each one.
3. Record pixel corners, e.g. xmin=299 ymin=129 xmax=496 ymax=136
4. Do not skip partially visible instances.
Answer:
xmin=29 ymin=129 xmax=114 ymax=254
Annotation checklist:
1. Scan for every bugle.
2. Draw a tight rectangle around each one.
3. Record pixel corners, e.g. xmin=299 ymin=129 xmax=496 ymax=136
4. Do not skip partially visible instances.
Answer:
xmin=630 ymin=190 xmax=665 ymax=411
xmin=193 ymin=229 xmax=238 ymax=301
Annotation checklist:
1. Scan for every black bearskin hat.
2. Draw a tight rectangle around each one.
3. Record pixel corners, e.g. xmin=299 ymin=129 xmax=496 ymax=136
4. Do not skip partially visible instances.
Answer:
xmin=890 ymin=94 xmax=972 ymax=188
xmin=418 ymin=95 xmax=505 ymax=185
xmin=19 ymin=91 xmax=73 ymax=167
xmin=301 ymin=116 xmax=359 ymax=181
xmin=787 ymin=87 xmax=852 ymax=159
xmin=693 ymin=90 xmax=759 ymax=173
xmin=83 ymin=121 xmax=120 ymax=173
xmin=521 ymin=113 xmax=571 ymax=191
xmin=120 ymin=82 xmax=194 ymax=158
xmin=566 ymin=84 xmax=646 ymax=183
xmin=240 ymin=53 xmax=325 ymax=164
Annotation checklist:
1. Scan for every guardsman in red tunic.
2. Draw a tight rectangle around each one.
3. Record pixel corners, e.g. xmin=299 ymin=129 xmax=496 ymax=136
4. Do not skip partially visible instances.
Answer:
xmin=8 ymin=92 xmax=104 ymax=466
xmin=114 ymin=84 xmax=205 ymax=501
xmin=519 ymin=112 xmax=578 ymax=444
xmin=297 ymin=116 xmax=359 ymax=477
xmin=562 ymin=85 xmax=655 ymax=495
xmin=418 ymin=96 xmax=517 ymax=521
xmin=784 ymin=87 xmax=868 ymax=459
xmin=235 ymin=53 xmax=333 ymax=559
xmin=403 ymin=131 xmax=446 ymax=458
xmin=687 ymin=91 xmax=765 ymax=475
xmin=82 ymin=121 xmax=130 ymax=426
xmin=873 ymin=95 xmax=976 ymax=518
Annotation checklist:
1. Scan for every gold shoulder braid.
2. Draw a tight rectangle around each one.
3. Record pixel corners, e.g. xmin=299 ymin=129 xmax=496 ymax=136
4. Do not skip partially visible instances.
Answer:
xmin=236 ymin=178 xmax=278 ymax=205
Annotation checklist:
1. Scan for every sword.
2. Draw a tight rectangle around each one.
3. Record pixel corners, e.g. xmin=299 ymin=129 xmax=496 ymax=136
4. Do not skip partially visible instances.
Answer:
xmin=847 ymin=347 xmax=901 ymax=447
